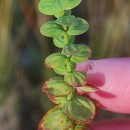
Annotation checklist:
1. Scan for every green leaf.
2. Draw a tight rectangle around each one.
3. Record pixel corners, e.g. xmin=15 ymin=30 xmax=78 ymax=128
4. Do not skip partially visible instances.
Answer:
xmin=62 ymin=96 xmax=96 ymax=123
xmin=64 ymin=10 xmax=72 ymax=16
xmin=38 ymin=106 xmax=75 ymax=130
xmin=62 ymin=44 xmax=91 ymax=63
xmin=45 ymin=53 xmax=69 ymax=68
xmin=40 ymin=21 xmax=66 ymax=37
xmin=52 ymin=97 xmax=67 ymax=104
xmin=43 ymin=77 xmax=73 ymax=104
xmin=64 ymin=70 xmax=86 ymax=87
xmin=65 ymin=0 xmax=82 ymax=10
xmin=45 ymin=53 xmax=76 ymax=75
xmin=53 ymin=0 xmax=67 ymax=13
xmin=53 ymin=61 xmax=76 ymax=75
xmin=38 ymin=0 xmax=55 ymax=15
xmin=67 ymin=124 xmax=87 ymax=130
xmin=54 ymin=10 xmax=72 ymax=18
xmin=56 ymin=15 xmax=76 ymax=26
xmin=78 ymin=86 xmax=97 ymax=93
xmin=74 ymin=124 xmax=87 ymax=130
xmin=53 ymin=36 xmax=75 ymax=48
xmin=53 ymin=67 xmax=68 ymax=76
xmin=67 ymin=18 xmax=89 ymax=35
xmin=38 ymin=0 xmax=81 ymax=17
xmin=54 ymin=0 xmax=81 ymax=11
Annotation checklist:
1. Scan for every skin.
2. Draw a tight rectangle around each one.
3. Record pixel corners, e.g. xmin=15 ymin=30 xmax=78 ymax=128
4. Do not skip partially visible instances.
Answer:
xmin=76 ymin=58 xmax=130 ymax=130
xmin=92 ymin=119 xmax=130 ymax=130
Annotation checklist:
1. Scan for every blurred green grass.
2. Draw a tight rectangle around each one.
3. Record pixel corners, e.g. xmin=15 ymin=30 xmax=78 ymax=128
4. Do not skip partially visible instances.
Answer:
xmin=0 ymin=0 xmax=130 ymax=130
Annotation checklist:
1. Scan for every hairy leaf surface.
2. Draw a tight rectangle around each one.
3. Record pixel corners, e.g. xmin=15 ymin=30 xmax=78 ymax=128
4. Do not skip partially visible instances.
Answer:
xmin=62 ymin=96 xmax=96 ymax=123
xmin=67 ymin=18 xmax=89 ymax=35
xmin=38 ymin=0 xmax=81 ymax=17
xmin=56 ymin=15 xmax=76 ymax=26
xmin=62 ymin=44 xmax=91 ymax=63
xmin=43 ymin=77 xmax=73 ymax=104
xmin=38 ymin=106 xmax=75 ymax=130
xmin=38 ymin=0 xmax=55 ymax=15
xmin=64 ymin=70 xmax=86 ymax=87
xmin=53 ymin=62 xmax=76 ymax=75
xmin=45 ymin=53 xmax=69 ymax=68
xmin=78 ymin=86 xmax=97 ymax=93
xmin=40 ymin=21 xmax=66 ymax=37
xmin=53 ymin=36 xmax=75 ymax=48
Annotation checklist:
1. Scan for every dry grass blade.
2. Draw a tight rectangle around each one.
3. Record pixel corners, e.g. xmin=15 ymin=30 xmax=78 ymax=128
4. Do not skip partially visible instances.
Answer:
xmin=85 ymin=0 xmax=130 ymax=58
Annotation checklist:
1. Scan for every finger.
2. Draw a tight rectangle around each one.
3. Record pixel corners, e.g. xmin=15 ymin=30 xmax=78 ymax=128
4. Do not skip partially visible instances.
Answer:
xmin=92 ymin=119 xmax=130 ymax=130
xmin=76 ymin=58 xmax=130 ymax=113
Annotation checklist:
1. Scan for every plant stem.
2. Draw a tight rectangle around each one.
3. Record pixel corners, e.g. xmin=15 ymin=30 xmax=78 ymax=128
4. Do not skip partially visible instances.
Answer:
xmin=64 ymin=33 xmax=69 ymax=44
xmin=67 ymin=61 xmax=72 ymax=73
xmin=63 ymin=25 xmax=72 ymax=72
xmin=63 ymin=26 xmax=69 ymax=44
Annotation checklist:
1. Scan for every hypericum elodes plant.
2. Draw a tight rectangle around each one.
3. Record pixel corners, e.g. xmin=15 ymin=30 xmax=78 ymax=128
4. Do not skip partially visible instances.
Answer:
xmin=38 ymin=0 xmax=97 ymax=130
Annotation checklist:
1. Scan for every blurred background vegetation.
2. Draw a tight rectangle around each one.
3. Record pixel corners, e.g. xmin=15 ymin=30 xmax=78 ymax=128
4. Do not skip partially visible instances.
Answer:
xmin=0 ymin=0 xmax=130 ymax=130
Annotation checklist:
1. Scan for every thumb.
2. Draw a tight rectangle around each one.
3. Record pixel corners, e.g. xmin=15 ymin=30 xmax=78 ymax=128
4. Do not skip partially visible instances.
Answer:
xmin=76 ymin=58 xmax=130 ymax=113
xmin=92 ymin=119 xmax=130 ymax=130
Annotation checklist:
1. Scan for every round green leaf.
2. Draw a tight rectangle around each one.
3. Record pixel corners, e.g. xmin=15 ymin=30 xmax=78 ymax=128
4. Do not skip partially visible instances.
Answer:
xmin=38 ymin=0 xmax=55 ymax=15
xmin=54 ymin=0 xmax=82 ymax=11
xmin=78 ymin=86 xmax=97 ymax=93
xmin=67 ymin=18 xmax=89 ymax=35
xmin=67 ymin=124 xmax=87 ymax=130
xmin=43 ymin=77 xmax=73 ymax=104
xmin=62 ymin=96 xmax=96 ymax=123
xmin=53 ymin=67 xmax=68 ymax=75
xmin=45 ymin=53 xmax=76 ymax=75
xmin=64 ymin=70 xmax=86 ymax=87
xmin=74 ymin=124 xmax=87 ymax=130
xmin=62 ymin=44 xmax=91 ymax=63
xmin=38 ymin=0 xmax=81 ymax=17
xmin=38 ymin=106 xmax=75 ymax=130
xmin=53 ymin=36 xmax=75 ymax=48
xmin=54 ymin=61 xmax=76 ymax=75
xmin=53 ymin=37 xmax=67 ymax=48
xmin=54 ymin=62 xmax=76 ymax=75
xmin=40 ymin=21 xmax=66 ymax=37
xmin=56 ymin=15 xmax=76 ymax=26
xmin=65 ymin=0 xmax=82 ymax=10
xmin=64 ymin=10 xmax=72 ymax=16
xmin=54 ymin=10 xmax=72 ymax=18
xmin=53 ymin=0 xmax=67 ymax=13
xmin=45 ymin=53 xmax=69 ymax=68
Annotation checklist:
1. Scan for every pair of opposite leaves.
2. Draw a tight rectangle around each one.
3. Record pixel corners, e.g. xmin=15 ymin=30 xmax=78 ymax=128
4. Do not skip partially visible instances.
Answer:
xmin=39 ymin=0 xmax=88 ymax=37
xmin=39 ymin=102 xmax=95 ymax=130
xmin=45 ymin=44 xmax=91 ymax=73
xmin=39 ymin=0 xmax=82 ymax=18
xmin=41 ymin=75 xmax=96 ymax=130
xmin=40 ymin=15 xmax=89 ymax=40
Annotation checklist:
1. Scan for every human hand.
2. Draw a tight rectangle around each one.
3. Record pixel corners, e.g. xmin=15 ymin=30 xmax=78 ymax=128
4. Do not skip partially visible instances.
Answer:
xmin=76 ymin=58 xmax=130 ymax=130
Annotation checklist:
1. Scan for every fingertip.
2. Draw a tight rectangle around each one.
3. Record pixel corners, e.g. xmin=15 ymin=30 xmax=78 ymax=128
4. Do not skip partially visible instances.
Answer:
xmin=76 ymin=60 xmax=94 ymax=72
xmin=77 ymin=58 xmax=130 ymax=113
xmin=92 ymin=119 xmax=130 ymax=130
